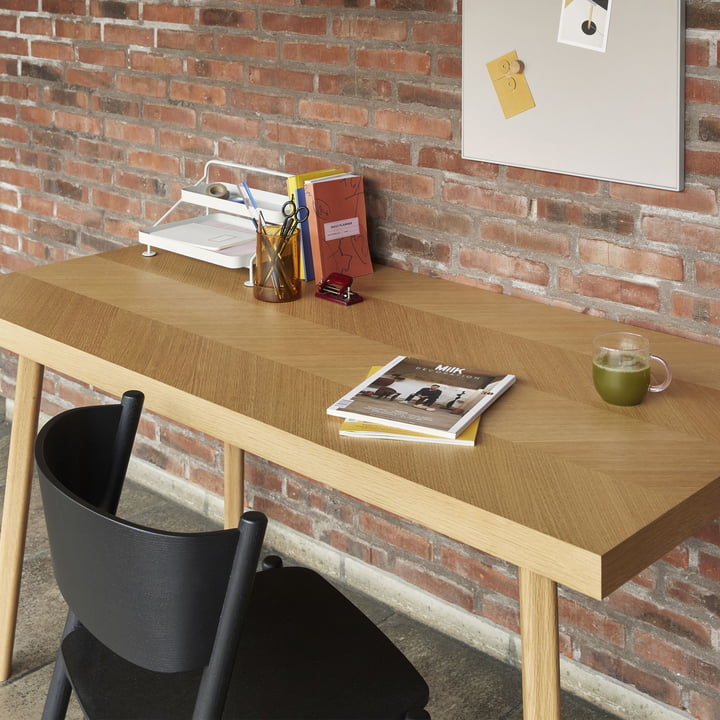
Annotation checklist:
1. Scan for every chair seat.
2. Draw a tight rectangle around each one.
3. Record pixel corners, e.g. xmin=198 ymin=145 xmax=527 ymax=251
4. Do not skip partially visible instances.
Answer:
xmin=63 ymin=566 xmax=429 ymax=720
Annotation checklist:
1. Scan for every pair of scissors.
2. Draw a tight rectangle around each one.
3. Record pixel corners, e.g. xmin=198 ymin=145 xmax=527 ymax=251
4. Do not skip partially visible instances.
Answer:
xmin=280 ymin=198 xmax=309 ymax=239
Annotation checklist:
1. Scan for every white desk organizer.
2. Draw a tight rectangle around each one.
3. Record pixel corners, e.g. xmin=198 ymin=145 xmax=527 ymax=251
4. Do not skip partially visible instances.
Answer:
xmin=139 ymin=161 xmax=290 ymax=270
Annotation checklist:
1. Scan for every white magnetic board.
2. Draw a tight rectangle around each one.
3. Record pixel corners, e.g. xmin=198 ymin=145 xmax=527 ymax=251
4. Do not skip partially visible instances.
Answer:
xmin=462 ymin=1 xmax=685 ymax=191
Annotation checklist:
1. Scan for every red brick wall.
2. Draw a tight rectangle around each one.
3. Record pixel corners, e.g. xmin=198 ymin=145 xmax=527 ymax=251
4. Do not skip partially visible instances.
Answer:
xmin=2 ymin=2 xmax=720 ymax=716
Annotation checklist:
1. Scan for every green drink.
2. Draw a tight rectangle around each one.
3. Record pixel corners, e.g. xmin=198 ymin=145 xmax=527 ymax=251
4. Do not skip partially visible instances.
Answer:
xmin=592 ymin=332 xmax=671 ymax=406
xmin=592 ymin=353 xmax=651 ymax=406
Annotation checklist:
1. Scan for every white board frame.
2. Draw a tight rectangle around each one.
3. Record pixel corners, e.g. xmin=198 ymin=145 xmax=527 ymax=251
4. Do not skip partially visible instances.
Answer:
xmin=462 ymin=1 xmax=685 ymax=191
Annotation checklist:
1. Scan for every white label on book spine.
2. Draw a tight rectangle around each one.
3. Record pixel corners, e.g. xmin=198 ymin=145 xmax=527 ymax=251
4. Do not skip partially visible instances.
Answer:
xmin=324 ymin=216 xmax=359 ymax=241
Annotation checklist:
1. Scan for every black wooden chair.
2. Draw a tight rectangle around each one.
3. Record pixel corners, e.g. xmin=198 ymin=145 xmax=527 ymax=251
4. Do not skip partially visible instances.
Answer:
xmin=36 ymin=391 xmax=430 ymax=720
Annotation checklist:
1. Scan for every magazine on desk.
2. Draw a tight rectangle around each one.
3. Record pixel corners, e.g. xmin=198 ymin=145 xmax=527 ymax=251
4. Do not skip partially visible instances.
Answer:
xmin=338 ymin=367 xmax=482 ymax=445
xmin=327 ymin=356 xmax=516 ymax=440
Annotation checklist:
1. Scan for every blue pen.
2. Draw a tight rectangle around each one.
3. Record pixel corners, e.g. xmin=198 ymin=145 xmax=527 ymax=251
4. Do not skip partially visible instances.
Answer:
xmin=242 ymin=181 xmax=258 ymax=210
xmin=239 ymin=182 xmax=260 ymax=229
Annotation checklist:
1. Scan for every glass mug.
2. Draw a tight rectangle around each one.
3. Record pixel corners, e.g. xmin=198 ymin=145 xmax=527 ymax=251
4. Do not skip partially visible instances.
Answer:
xmin=592 ymin=332 xmax=672 ymax=406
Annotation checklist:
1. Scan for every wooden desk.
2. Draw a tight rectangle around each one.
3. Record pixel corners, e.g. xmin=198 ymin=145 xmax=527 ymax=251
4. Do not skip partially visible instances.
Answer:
xmin=2 ymin=247 xmax=720 ymax=718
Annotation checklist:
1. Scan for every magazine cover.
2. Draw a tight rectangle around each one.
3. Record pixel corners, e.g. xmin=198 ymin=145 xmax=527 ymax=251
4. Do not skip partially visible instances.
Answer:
xmin=338 ymin=367 xmax=481 ymax=445
xmin=327 ymin=356 xmax=516 ymax=439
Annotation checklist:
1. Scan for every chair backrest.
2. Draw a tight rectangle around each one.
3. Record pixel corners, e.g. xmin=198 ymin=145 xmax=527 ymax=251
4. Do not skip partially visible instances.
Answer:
xmin=38 ymin=390 xmax=144 ymax=514
xmin=35 ymin=394 xmax=267 ymax=678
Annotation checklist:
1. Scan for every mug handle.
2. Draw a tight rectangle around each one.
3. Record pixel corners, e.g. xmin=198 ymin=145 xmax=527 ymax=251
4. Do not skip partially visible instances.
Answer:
xmin=649 ymin=355 xmax=672 ymax=393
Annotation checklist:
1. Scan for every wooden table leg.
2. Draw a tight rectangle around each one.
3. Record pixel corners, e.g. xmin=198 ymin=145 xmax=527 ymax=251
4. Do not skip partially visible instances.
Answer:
xmin=223 ymin=442 xmax=244 ymax=529
xmin=0 ymin=357 xmax=44 ymax=682
xmin=519 ymin=567 xmax=561 ymax=720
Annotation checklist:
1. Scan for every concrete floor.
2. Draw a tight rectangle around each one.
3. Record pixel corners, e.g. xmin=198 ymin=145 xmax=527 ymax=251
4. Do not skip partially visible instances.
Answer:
xmin=0 ymin=410 xmax=623 ymax=720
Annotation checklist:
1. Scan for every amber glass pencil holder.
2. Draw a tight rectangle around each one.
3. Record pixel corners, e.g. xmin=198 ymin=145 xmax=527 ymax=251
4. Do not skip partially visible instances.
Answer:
xmin=253 ymin=224 xmax=301 ymax=303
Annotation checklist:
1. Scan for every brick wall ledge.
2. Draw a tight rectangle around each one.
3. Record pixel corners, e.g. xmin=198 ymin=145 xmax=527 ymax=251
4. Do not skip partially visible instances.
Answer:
xmin=124 ymin=452 xmax=690 ymax=720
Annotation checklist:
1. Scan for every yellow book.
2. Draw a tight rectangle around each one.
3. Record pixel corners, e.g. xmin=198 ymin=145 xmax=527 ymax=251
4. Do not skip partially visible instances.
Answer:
xmin=339 ymin=417 xmax=481 ymax=446
xmin=286 ymin=168 xmax=342 ymax=280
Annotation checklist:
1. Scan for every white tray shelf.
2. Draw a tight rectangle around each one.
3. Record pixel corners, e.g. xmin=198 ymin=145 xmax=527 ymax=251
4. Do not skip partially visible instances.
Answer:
xmin=181 ymin=184 xmax=286 ymax=224
xmin=139 ymin=161 xmax=290 ymax=270
xmin=139 ymin=213 xmax=257 ymax=270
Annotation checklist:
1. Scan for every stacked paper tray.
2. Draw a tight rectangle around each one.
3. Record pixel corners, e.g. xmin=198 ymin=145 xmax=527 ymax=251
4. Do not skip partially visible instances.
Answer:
xmin=139 ymin=160 xmax=291 ymax=269
xmin=139 ymin=213 xmax=258 ymax=270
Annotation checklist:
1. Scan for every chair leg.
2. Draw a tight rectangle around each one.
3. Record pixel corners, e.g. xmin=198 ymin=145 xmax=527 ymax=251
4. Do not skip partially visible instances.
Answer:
xmin=42 ymin=611 xmax=80 ymax=720
xmin=41 ymin=653 xmax=72 ymax=720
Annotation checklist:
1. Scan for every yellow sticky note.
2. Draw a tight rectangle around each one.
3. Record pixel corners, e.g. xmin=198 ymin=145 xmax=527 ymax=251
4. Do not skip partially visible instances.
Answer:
xmin=486 ymin=50 xmax=535 ymax=120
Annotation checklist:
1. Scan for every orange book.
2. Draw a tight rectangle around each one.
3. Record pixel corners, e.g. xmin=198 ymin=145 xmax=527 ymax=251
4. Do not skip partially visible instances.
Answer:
xmin=304 ymin=174 xmax=373 ymax=280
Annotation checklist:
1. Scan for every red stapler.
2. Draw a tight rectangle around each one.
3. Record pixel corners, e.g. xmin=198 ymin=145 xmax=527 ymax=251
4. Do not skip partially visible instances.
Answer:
xmin=315 ymin=273 xmax=363 ymax=306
